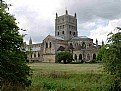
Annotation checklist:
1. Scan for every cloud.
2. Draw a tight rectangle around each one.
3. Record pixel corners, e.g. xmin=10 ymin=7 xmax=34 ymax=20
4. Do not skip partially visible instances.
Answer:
xmin=5 ymin=0 xmax=121 ymax=44
xmin=61 ymin=0 xmax=121 ymax=44
xmin=64 ymin=0 xmax=121 ymax=22
xmin=89 ymin=19 xmax=121 ymax=44
xmin=7 ymin=0 xmax=61 ymax=44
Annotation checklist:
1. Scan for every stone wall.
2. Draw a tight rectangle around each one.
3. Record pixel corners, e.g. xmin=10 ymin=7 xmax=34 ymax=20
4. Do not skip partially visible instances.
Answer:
xmin=42 ymin=54 xmax=55 ymax=62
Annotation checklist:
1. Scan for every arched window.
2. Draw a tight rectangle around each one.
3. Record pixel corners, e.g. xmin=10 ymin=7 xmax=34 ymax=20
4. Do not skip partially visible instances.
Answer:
xmin=87 ymin=54 xmax=90 ymax=60
xmin=63 ymin=25 xmax=64 ymax=29
xmin=93 ymin=53 xmax=96 ymax=60
xmin=46 ymin=42 xmax=48 ymax=48
xmin=38 ymin=53 xmax=40 ymax=57
xmin=69 ymin=43 xmax=73 ymax=49
xmin=89 ymin=43 xmax=91 ymax=46
xmin=70 ymin=43 xmax=73 ymax=46
xmin=58 ymin=32 xmax=59 ymax=35
xmin=79 ymin=54 xmax=82 ymax=60
xmin=82 ymin=42 xmax=86 ymax=49
xmin=62 ymin=31 xmax=64 ymax=34
xmin=70 ymin=31 xmax=71 ymax=35
xmin=75 ymin=54 xmax=77 ymax=60
xmin=34 ymin=53 xmax=36 ymax=58
xmin=73 ymin=32 xmax=75 ymax=36
xmin=50 ymin=42 xmax=51 ymax=48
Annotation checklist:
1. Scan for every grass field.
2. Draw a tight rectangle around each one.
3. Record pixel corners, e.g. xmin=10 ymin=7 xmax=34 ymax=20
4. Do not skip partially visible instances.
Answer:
xmin=25 ymin=63 xmax=105 ymax=91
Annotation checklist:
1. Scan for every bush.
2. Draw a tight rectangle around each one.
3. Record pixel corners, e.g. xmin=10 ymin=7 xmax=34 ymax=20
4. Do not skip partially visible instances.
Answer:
xmin=56 ymin=51 xmax=73 ymax=64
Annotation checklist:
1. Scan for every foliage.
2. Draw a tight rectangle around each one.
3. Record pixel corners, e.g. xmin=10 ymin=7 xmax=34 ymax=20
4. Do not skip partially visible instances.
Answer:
xmin=101 ymin=27 xmax=121 ymax=91
xmin=56 ymin=51 xmax=73 ymax=64
xmin=0 ymin=1 xmax=32 ymax=90
xmin=96 ymin=46 xmax=106 ymax=62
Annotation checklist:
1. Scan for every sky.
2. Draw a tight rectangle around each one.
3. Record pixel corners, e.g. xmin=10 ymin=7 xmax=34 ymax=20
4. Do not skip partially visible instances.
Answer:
xmin=5 ymin=0 xmax=121 ymax=44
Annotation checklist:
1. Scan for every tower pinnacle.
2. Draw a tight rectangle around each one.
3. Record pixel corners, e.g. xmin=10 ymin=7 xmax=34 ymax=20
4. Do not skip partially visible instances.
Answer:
xmin=56 ymin=12 xmax=58 ymax=18
xmin=96 ymin=39 xmax=98 ymax=46
xmin=75 ymin=13 xmax=76 ymax=18
xmin=66 ymin=10 xmax=68 ymax=15
xmin=29 ymin=37 xmax=32 ymax=45
xmin=102 ymin=40 xmax=104 ymax=46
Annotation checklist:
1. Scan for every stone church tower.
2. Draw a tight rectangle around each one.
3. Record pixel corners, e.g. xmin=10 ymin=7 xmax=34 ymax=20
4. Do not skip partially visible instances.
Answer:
xmin=25 ymin=10 xmax=101 ymax=63
xmin=55 ymin=10 xmax=78 ymax=40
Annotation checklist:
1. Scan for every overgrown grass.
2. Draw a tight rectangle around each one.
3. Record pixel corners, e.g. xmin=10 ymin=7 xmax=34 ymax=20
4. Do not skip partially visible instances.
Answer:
xmin=25 ymin=63 xmax=105 ymax=91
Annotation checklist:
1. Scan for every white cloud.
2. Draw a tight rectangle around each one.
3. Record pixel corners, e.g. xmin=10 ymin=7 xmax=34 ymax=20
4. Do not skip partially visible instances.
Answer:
xmin=89 ymin=19 xmax=121 ymax=44
xmin=5 ymin=0 xmax=121 ymax=45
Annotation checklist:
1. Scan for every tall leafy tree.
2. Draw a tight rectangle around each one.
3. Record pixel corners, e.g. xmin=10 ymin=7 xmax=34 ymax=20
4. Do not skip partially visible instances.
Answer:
xmin=99 ymin=27 xmax=121 ymax=91
xmin=96 ymin=46 xmax=106 ymax=62
xmin=0 ymin=1 xmax=31 ymax=90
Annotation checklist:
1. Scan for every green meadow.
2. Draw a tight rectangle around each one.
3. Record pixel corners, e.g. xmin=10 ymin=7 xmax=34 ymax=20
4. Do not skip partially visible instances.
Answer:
xmin=25 ymin=63 xmax=105 ymax=91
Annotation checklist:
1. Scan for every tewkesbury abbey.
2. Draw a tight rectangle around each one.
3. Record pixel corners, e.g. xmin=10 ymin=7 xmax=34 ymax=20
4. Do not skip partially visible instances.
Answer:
xmin=24 ymin=10 xmax=102 ymax=63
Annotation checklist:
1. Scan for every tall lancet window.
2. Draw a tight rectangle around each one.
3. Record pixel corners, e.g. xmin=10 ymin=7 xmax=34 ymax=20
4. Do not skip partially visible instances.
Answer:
xmin=50 ymin=42 xmax=51 ymax=48
xmin=46 ymin=42 xmax=48 ymax=48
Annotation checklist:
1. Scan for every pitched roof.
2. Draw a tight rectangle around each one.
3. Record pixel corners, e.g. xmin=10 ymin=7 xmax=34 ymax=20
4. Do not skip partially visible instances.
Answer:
xmin=71 ymin=36 xmax=93 ymax=41
xmin=51 ymin=36 xmax=64 ymax=40
xmin=57 ymin=46 xmax=65 ymax=51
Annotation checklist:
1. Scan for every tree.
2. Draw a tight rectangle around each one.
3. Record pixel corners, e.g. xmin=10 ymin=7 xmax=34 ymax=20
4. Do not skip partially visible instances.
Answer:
xmin=96 ymin=46 xmax=106 ymax=62
xmin=0 ymin=1 xmax=32 ymax=90
xmin=99 ymin=27 xmax=121 ymax=91
xmin=56 ymin=52 xmax=73 ymax=64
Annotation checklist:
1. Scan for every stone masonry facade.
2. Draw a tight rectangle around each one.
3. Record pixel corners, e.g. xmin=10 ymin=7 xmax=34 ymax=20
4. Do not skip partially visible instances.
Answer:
xmin=24 ymin=10 xmax=101 ymax=63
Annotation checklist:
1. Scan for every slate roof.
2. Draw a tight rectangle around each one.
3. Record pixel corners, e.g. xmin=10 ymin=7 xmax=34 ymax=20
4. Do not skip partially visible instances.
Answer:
xmin=57 ymin=46 xmax=65 ymax=51
xmin=51 ymin=35 xmax=64 ymax=40
xmin=70 ymin=36 xmax=93 ymax=41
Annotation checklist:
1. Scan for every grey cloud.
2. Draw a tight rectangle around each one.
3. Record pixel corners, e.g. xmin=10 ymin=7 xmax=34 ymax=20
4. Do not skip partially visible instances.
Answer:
xmin=7 ymin=0 xmax=121 ymax=44
xmin=13 ymin=6 xmax=54 ymax=43
xmin=56 ymin=0 xmax=121 ymax=38
xmin=60 ymin=0 xmax=121 ymax=23
xmin=26 ymin=25 xmax=54 ymax=43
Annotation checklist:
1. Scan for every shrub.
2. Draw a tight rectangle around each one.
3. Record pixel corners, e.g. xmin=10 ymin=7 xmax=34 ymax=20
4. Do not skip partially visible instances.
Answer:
xmin=56 ymin=51 xmax=73 ymax=64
